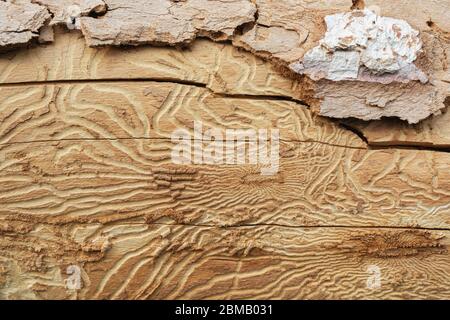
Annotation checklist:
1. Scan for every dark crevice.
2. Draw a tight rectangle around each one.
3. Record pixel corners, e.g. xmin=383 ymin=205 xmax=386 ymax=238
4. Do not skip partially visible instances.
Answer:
xmin=234 ymin=20 xmax=256 ymax=37
xmin=0 ymin=77 xmax=207 ymax=88
xmin=351 ymin=0 xmax=365 ymax=10
xmin=340 ymin=124 xmax=450 ymax=154
xmin=369 ymin=144 xmax=450 ymax=154
xmin=339 ymin=122 xmax=369 ymax=145
xmin=234 ymin=3 xmax=258 ymax=37
xmin=212 ymin=92 xmax=308 ymax=105
xmin=87 ymin=9 xmax=106 ymax=19
xmin=87 ymin=1 xmax=108 ymax=18
xmin=0 ymin=75 xmax=309 ymax=105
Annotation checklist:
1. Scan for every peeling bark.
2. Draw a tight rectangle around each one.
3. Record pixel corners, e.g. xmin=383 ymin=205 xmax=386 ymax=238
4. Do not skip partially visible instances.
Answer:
xmin=231 ymin=0 xmax=450 ymax=124
xmin=310 ymin=79 xmax=445 ymax=124
xmin=289 ymin=10 xmax=426 ymax=83
xmin=32 ymin=0 xmax=107 ymax=28
xmin=0 ymin=0 xmax=50 ymax=51
xmin=0 ymin=0 xmax=448 ymax=124
xmin=79 ymin=0 xmax=257 ymax=46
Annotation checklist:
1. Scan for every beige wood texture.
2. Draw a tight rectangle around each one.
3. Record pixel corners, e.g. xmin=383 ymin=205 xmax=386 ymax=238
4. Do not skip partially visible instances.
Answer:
xmin=0 ymin=82 xmax=361 ymax=147
xmin=2 ymin=222 xmax=449 ymax=299
xmin=0 ymin=28 xmax=301 ymax=99
xmin=1 ymin=32 xmax=450 ymax=300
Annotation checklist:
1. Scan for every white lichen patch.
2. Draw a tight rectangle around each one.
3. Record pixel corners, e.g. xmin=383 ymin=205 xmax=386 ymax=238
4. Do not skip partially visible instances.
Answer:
xmin=290 ymin=9 xmax=427 ymax=84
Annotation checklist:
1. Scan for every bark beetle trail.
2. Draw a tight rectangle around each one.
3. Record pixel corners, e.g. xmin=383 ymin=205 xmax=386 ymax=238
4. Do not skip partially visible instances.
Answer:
xmin=2 ymin=76 xmax=450 ymax=153
xmin=1 ymin=1 xmax=449 ymax=125
xmin=1 ymin=0 xmax=450 ymax=300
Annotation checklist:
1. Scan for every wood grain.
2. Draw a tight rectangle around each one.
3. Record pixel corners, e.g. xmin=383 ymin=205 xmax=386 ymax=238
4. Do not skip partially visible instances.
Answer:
xmin=1 ymin=137 xmax=450 ymax=229
xmin=1 ymin=32 xmax=450 ymax=300
xmin=0 ymin=28 xmax=300 ymax=99
xmin=0 ymin=82 xmax=362 ymax=147
xmin=1 ymin=221 xmax=449 ymax=299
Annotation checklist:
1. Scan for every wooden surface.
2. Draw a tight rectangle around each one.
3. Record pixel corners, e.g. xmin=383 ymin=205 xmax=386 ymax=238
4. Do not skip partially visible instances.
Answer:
xmin=1 ymin=31 xmax=450 ymax=300
xmin=0 ymin=28 xmax=301 ymax=98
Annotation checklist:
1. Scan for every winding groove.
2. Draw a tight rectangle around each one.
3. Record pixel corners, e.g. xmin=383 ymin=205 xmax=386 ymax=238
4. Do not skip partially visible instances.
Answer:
xmin=1 ymin=30 xmax=450 ymax=300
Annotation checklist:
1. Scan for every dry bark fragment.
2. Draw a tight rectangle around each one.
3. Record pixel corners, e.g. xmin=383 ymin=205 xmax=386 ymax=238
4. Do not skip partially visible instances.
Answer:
xmin=232 ymin=0 xmax=450 ymax=124
xmin=0 ymin=0 xmax=50 ymax=51
xmin=342 ymin=31 xmax=450 ymax=145
xmin=289 ymin=9 xmax=427 ymax=83
xmin=286 ymin=9 xmax=445 ymax=124
xmin=79 ymin=0 xmax=257 ymax=46
xmin=233 ymin=0 xmax=350 ymax=64
xmin=309 ymin=79 xmax=445 ymax=124
xmin=32 ymin=0 xmax=107 ymax=28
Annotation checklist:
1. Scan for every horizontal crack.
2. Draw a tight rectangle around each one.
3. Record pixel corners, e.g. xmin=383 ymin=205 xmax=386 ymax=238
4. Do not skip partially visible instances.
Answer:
xmin=212 ymin=92 xmax=308 ymax=105
xmin=4 ymin=76 xmax=450 ymax=153
xmin=0 ymin=215 xmax=450 ymax=231
xmin=0 ymin=77 xmax=307 ymax=105
xmin=0 ymin=77 xmax=207 ymax=88
xmin=0 ymin=77 xmax=369 ymax=148
xmin=0 ymin=136 xmax=366 ymax=150
xmin=341 ymin=122 xmax=450 ymax=154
